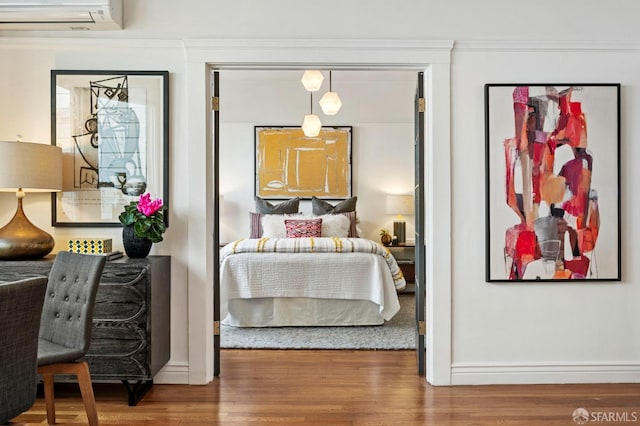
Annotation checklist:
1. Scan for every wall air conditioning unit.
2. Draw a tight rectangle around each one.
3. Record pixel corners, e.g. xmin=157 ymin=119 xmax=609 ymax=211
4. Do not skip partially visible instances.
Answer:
xmin=0 ymin=0 xmax=122 ymax=31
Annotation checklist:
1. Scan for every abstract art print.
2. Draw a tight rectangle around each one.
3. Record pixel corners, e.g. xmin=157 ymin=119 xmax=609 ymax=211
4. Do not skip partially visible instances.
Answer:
xmin=485 ymin=84 xmax=620 ymax=282
xmin=255 ymin=126 xmax=352 ymax=200
xmin=51 ymin=70 xmax=169 ymax=227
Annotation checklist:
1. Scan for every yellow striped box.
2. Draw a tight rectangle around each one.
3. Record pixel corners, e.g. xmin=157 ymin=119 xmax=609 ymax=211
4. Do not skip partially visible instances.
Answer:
xmin=67 ymin=238 xmax=113 ymax=254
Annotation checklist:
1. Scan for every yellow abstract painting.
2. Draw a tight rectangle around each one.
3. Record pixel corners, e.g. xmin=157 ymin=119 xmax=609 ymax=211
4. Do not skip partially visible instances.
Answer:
xmin=255 ymin=126 xmax=352 ymax=199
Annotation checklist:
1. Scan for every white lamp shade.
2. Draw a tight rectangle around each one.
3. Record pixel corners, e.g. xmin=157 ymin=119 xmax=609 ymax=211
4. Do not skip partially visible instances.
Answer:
xmin=302 ymin=114 xmax=322 ymax=137
xmin=319 ymin=91 xmax=343 ymax=115
xmin=0 ymin=141 xmax=62 ymax=192
xmin=386 ymin=194 xmax=414 ymax=217
xmin=301 ymin=70 xmax=324 ymax=92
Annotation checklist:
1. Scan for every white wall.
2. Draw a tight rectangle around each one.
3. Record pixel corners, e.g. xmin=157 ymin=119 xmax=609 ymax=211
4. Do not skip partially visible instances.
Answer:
xmin=219 ymin=70 xmax=415 ymax=243
xmin=450 ymin=45 xmax=640 ymax=383
xmin=1 ymin=0 xmax=639 ymax=385
xmin=0 ymin=39 xmax=192 ymax=383
xmin=7 ymin=1 xmax=634 ymax=42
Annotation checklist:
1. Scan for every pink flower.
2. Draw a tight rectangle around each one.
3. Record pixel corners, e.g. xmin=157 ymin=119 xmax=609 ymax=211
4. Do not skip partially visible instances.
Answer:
xmin=137 ymin=193 xmax=163 ymax=217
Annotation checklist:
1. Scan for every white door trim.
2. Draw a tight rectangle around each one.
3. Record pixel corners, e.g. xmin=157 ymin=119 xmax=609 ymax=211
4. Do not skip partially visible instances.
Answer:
xmin=184 ymin=38 xmax=454 ymax=385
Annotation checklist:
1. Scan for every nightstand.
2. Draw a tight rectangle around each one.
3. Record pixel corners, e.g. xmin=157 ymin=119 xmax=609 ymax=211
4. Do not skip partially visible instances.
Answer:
xmin=387 ymin=243 xmax=415 ymax=292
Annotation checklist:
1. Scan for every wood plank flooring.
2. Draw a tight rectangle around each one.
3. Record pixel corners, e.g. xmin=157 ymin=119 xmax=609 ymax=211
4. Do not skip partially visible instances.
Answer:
xmin=10 ymin=349 xmax=640 ymax=425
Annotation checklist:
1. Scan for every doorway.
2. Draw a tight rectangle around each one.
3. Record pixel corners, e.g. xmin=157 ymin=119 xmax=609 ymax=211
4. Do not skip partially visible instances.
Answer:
xmin=214 ymin=68 xmax=420 ymax=362
xmin=184 ymin=39 xmax=453 ymax=385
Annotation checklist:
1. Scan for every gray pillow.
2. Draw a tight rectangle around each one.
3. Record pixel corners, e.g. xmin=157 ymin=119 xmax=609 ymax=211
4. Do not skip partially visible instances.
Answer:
xmin=255 ymin=197 xmax=300 ymax=214
xmin=311 ymin=196 xmax=357 ymax=215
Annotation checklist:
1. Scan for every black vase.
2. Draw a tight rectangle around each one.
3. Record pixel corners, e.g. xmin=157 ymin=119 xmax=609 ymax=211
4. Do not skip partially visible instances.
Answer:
xmin=122 ymin=225 xmax=152 ymax=258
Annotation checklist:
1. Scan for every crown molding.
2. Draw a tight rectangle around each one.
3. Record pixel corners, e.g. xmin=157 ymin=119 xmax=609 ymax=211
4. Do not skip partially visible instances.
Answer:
xmin=2 ymin=37 xmax=637 ymax=53
xmin=183 ymin=38 xmax=454 ymax=67
xmin=183 ymin=38 xmax=453 ymax=50
xmin=0 ymin=36 xmax=183 ymax=50
xmin=454 ymin=40 xmax=640 ymax=52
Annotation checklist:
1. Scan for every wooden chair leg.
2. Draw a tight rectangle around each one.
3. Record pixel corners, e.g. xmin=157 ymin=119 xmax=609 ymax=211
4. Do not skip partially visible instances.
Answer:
xmin=38 ymin=362 xmax=99 ymax=426
xmin=41 ymin=372 xmax=56 ymax=425
xmin=75 ymin=361 xmax=99 ymax=426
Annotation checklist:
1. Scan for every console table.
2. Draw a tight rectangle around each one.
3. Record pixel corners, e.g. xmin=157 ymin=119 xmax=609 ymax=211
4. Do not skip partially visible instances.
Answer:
xmin=0 ymin=255 xmax=171 ymax=406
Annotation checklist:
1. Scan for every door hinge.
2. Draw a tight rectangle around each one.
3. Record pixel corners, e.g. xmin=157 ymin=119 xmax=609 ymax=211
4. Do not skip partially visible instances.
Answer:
xmin=418 ymin=320 xmax=426 ymax=336
xmin=418 ymin=97 xmax=425 ymax=113
xmin=211 ymin=96 xmax=220 ymax=111
xmin=214 ymin=320 xmax=220 ymax=336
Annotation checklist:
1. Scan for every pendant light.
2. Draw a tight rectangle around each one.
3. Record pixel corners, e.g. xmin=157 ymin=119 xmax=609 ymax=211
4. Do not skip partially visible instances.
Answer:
xmin=302 ymin=92 xmax=322 ymax=137
xmin=301 ymin=70 xmax=324 ymax=92
xmin=319 ymin=70 xmax=342 ymax=115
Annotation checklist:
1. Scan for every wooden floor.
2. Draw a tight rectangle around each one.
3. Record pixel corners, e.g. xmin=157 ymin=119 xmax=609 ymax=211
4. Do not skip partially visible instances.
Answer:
xmin=10 ymin=350 xmax=640 ymax=425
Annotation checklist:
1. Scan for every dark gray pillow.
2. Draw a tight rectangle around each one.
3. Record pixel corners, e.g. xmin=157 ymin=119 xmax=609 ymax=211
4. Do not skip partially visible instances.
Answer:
xmin=255 ymin=197 xmax=300 ymax=214
xmin=311 ymin=196 xmax=357 ymax=215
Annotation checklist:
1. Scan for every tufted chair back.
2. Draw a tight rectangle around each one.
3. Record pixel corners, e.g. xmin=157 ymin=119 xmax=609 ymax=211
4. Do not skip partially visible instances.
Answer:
xmin=36 ymin=251 xmax=106 ymax=426
xmin=0 ymin=276 xmax=48 ymax=424
xmin=39 ymin=251 xmax=106 ymax=356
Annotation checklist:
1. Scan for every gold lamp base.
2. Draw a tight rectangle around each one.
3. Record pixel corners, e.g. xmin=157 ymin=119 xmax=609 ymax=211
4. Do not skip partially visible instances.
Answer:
xmin=0 ymin=196 xmax=54 ymax=260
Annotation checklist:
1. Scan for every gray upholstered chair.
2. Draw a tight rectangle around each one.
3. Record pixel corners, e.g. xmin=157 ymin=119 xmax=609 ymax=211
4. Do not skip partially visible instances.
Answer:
xmin=0 ymin=276 xmax=48 ymax=425
xmin=37 ymin=251 xmax=106 ymax=426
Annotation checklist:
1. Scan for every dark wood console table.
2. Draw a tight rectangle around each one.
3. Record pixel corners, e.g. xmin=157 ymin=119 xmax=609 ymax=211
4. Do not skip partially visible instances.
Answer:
xmin=0 ymin=255 xmax=171 ymax=406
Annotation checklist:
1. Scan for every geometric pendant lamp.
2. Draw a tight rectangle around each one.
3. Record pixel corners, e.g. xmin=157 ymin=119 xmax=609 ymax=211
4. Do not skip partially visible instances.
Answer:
xmin=302 ymin=92 xmax=322 ymax=137
xmin=319 ymin=70 xmax=342 ymax=115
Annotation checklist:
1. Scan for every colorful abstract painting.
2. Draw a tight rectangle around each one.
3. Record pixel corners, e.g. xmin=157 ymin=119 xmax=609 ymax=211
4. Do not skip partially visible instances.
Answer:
xmin=255 ymin=126 xmax=352 ymax=199
xmin=485 ymin=84 xmax=620 ymax=282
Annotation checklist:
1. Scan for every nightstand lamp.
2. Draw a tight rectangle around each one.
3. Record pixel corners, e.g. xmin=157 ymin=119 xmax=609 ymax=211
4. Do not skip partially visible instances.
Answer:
xmin=385 ymin=194 xmax=414 ymax=245
xmin=0 ymin=140 xmax=62 ymax=259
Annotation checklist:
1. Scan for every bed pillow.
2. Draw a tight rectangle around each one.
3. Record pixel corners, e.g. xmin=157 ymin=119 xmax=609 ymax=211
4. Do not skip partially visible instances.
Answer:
xmin=259 ymin=213 xmax=304 ymax=238
xmin=255 ymin=197 xmax=300 ymax=214
xmin=249 ymin=212 xmax=264 ymax=238
xmin=309 ymin=210 xmax=357 ymax=237
xmin=285 ymin=218 xmax=323 ymax=238
xmin=317 ymin=214 xmax=350 ymax=238
xmin=311 ymin=196 xmax=357 ymax=215
xmin=339 ymin=211 xmax=358 ymax=238
xmin=261 ymin=214 xmax=288 ymax=238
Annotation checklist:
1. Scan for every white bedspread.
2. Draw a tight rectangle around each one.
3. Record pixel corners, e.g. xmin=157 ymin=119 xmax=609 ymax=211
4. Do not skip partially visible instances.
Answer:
xmin=220 ymin=238 xmax=404 ymax=321
xmin=220 ymin=237 xmax=406 ymax=289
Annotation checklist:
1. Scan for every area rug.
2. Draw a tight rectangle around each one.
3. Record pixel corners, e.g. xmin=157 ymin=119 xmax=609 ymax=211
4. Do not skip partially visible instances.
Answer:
xmin=221 ymin=293 xmax=415 ymax=350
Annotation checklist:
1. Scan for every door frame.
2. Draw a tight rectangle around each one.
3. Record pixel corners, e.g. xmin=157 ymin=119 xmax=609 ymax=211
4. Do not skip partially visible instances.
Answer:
xmin=415 ymin=71 xmax=426 ymax=375
xmin=184 ymin=39 xmax=453 ymax=385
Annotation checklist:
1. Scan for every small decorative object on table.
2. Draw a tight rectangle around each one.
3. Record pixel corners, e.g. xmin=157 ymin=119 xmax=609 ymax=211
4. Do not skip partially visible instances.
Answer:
xmin=380 ymin=229 xmax=393 ymax=246
xmin=67 ymin=238 xmax=122 ymax=260
xmin=119 ymin=193 xmax=166 ymax=258
xmin=68 ymin=238 xmax=113 ymax=254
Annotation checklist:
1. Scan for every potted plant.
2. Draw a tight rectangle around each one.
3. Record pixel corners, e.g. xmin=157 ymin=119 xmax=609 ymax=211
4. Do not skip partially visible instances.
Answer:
xmin=119 ymin=193 xmax=166 ymax=258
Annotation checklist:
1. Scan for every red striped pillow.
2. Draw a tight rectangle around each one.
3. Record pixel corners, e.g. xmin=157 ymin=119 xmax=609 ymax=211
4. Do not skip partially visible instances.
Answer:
xmin=249 ymin=212 xmax=263 ymax=238
xmin=284 ymin=218 xmax=323 ymax=238
xmin=340 ymin=211 xmax=358 ymax=238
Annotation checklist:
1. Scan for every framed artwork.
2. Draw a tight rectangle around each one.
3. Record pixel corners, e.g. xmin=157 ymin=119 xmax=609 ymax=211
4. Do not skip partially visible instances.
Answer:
xmin=51 ymin=70 xmax=169 ymax=227
xmin=254 ymin=126 xmax=352 ymax=200
xmin=485 ymin=84 xmax=621 ymax=282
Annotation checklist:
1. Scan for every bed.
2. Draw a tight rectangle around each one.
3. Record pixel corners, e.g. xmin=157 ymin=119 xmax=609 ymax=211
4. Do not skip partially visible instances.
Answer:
xmin=220 ymin=237 xmax=406 ymax=327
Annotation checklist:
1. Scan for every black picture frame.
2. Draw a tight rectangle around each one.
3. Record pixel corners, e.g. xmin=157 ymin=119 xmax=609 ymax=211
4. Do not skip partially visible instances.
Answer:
xmin=51 ymin=70 xmax=169 ymax=227
xmin=485 ymin=83 xmax=621 ymax=282
xmin=254 ymin=125 xmax=353 ymax=200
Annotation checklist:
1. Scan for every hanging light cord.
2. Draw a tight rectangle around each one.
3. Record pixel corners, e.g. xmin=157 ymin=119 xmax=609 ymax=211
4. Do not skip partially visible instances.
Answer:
xmin=310 ymin=92 xmax=313 ymax=114
xmin=329 ymin=70 xmax=332 ymax=92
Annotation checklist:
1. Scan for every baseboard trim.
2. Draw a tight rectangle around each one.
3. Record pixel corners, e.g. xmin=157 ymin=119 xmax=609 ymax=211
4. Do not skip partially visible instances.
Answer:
xmin=451 ymin=361 xmax=640 ymax=385
xmin=153 ymin=361 xmax=190 ymax=384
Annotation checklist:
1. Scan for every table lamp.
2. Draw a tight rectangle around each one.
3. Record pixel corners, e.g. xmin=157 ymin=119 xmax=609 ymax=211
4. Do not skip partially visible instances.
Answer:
xmin=385 ymin=194 xmax=414 ymax=245
xmin=0 ymin=140 xmax=62 ymax=259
